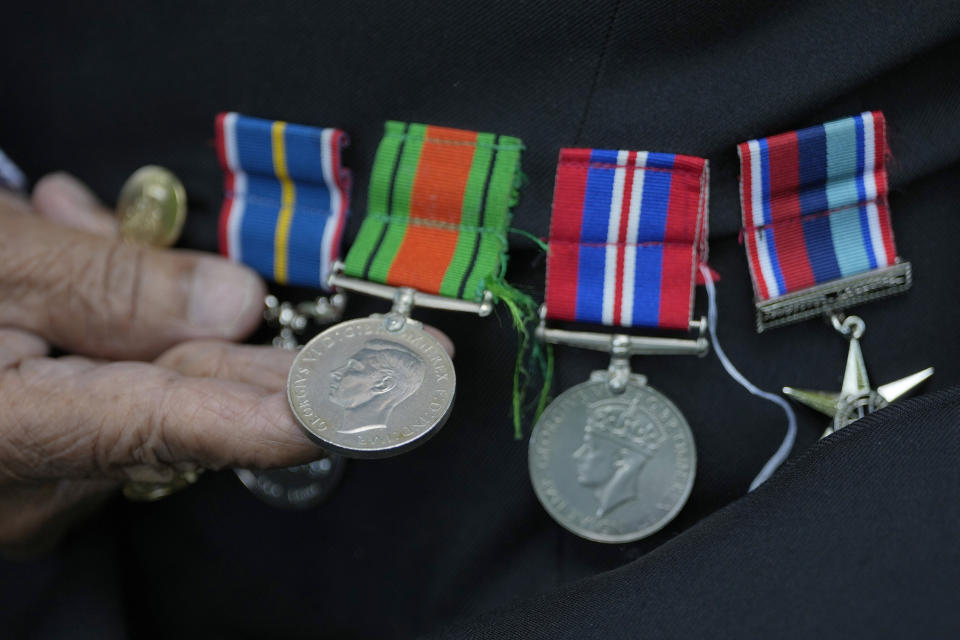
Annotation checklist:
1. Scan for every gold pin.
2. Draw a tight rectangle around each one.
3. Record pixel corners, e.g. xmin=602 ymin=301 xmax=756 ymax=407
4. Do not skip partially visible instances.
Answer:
xmin=116 ymin=165 xmax=187 ymax=248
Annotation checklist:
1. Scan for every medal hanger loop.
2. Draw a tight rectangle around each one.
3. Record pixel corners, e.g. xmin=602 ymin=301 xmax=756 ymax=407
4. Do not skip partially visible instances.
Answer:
xmin=536 ymin=305 xmax=709 ymax=394
xmin=327 ymin=261 xmax=494 ymax=319
xmin=828 ymin=312 xmax=866 ymax=340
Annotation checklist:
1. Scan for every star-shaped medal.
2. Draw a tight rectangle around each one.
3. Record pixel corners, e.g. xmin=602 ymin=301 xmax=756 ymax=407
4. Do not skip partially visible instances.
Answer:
xmin=782 ymin=315 xmax=933 ymax=437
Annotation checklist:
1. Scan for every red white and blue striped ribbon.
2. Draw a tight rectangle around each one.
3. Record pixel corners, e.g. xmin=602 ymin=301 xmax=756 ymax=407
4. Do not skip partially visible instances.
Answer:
xmin=739 ymin=110 xmax=897 ymax=301
xmin=215 ymin=112 xmax=351 ymax=289
xmin=545 ymin=148 xmax=709 ymax=330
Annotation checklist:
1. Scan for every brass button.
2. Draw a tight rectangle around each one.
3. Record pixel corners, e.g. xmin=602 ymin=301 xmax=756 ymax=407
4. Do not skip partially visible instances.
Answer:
xmin=116 ymin=165 xmax=186 ymax=247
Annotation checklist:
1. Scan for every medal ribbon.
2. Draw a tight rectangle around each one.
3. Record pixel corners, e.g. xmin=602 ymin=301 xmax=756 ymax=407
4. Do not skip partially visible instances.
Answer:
xmin=739 ymin=110 xmax=897 ymax=301
xmin=343 ymin=121 xmax=524 ymax=301
xmin=215 ymin=112 xmax=351 ymax=289
xmin=545 ymin=148 xmax=709 ymax=330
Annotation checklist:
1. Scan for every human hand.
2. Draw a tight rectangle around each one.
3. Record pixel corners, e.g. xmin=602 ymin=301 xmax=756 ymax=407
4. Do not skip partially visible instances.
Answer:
xmin=0 ymin=174 xmax=323 ymax=556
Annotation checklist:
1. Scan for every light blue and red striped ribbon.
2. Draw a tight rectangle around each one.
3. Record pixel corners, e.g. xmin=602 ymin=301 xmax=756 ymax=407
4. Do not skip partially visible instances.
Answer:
xmin=215 ymin=112 xmax=351 ymax=289
xmin=739 ymin=110 xmax=897 ymax=301
xmin=545 ymin=148 xmax=709 ymax=330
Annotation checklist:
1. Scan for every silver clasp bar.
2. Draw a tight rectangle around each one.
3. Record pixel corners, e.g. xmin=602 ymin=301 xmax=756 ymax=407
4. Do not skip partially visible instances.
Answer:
xmin=755 ymin=261 xmax=912 ymax=332
xmin=327 ymin=261 xmax=494 ymax=317
xmin=537 ymin=324 xmax=709 ymax=357
xmin=536 ymin=307 xmax=708 ymax=393
xmin=536 ymin=306 xmax=709 ymax=358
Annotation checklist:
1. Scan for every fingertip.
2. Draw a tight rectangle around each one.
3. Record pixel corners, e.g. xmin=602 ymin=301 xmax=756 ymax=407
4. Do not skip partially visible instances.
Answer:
xmin=187 ymin=257 xmax=266 ymax=340
xmin=33 ymin=172 xmax=97 ymax=206
xmin=32 ymin=173 xmax=118 ymax=237
xmin=424 ymin=325 xmax=455 ymax=358
xmin=198 ymin=391 xmax=324 ymax=470
xmin=0 ymin=328 xmax=48 ymax=360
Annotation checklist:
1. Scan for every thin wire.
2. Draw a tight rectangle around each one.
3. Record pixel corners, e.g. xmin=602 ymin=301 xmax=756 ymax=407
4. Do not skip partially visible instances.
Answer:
xmin=699 ymin=264 xmax=797 ymax=491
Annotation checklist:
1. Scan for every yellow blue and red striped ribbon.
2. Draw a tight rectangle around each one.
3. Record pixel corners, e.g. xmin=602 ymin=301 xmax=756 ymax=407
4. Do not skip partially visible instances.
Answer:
xmin=738 ymin=110 xmax=897 ymax=301
xmin=215 ymin=112 xmax=351 ymax=289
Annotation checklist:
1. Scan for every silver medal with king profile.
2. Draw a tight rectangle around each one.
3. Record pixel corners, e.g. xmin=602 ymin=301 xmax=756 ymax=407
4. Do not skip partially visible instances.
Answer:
xmin=529 ymin=325 xmax=704 ymax=543
xmin=528 ymin=146 xmax=712 ymax=542
xmin=289 ymin=314 xmax=456 ymax=458
xmin=286 ymin=270 xmax=478 ymax=459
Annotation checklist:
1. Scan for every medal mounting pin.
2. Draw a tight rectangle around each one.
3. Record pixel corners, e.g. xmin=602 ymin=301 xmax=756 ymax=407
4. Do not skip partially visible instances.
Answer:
xmin=536 ymin=306 xmax=709 ymax=394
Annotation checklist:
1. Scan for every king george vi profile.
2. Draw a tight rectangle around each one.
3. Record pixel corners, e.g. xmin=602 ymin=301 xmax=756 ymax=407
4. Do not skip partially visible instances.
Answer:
xmin=329 ymin=339 xmax=426 ymax=434
xmin=573 ymin=397 xmax=667 ymax=518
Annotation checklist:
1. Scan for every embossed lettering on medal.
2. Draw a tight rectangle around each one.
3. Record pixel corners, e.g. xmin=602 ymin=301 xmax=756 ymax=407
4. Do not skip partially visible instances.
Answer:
xmin=289 ymin=315 xmax=456 ymax=458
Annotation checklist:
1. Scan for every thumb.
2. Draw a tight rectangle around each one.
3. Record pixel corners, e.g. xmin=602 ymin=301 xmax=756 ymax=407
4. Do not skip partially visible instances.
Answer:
xmin=0 ymin=201 xmax=265 ymax=360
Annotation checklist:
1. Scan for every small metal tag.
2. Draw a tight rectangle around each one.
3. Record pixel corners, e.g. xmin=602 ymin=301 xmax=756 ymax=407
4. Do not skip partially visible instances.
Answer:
xmin=754 ymin=261 xmax=912 ymax=332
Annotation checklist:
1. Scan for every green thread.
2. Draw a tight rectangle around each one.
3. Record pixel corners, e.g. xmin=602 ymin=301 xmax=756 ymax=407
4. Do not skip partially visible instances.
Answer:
xmin=534 ymin=342 xmax=554 ymax=421
xmin=484 ymin=277 xmax=541 ymax=439
xmin=509 ymin=170 xmax=528 ymax=208
xmin=508 ymin=227 xmax=548 ymax=252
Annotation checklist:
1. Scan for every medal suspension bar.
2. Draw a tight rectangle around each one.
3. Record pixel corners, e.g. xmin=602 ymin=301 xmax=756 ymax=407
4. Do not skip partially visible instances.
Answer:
xmin=536 ymin=306 xmax=709 ymax=393
xmin=754 ymin=261 xmax=912 ymax=332
xmin=327 ymin=261 xmax=494 ymax=318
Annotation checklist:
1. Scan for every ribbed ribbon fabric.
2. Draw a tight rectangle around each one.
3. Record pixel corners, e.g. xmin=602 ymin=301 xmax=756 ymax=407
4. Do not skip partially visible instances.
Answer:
xmin=739 ymin=110 xmax=897 ymax=301
xmin=545 ymin=148 xmax=709 ymax=330
xmin=343 ymin=121 xmax=524 ymax=301
xmin=215 ymin=112 xmax=351 ymax=289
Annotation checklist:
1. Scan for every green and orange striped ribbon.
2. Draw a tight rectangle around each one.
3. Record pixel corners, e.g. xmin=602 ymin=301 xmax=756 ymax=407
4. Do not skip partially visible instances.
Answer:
xmin=343 ymin=121 xmax=524 ymax=301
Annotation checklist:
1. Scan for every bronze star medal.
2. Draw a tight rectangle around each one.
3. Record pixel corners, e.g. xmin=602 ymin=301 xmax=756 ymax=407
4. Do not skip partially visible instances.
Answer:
xmin=782 ymin=315 xmax=933 ymax=437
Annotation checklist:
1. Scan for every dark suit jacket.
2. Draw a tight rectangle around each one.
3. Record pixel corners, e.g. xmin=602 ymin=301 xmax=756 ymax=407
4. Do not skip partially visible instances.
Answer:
xmin=1 ymin=2 xmax=958 ymax=638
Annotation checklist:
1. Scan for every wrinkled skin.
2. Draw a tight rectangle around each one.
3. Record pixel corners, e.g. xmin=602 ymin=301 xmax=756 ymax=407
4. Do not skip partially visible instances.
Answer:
xmin=0 ymin=174 xmax=455 ymax=557
xmin=0 ymin=173 xmax=323 ymax=556
xmin=0 ymin=175 xmax=370 ymax=557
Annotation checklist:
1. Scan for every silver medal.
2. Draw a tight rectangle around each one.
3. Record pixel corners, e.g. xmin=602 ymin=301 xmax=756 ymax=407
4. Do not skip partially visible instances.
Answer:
xmin=529 ymin=374 xmax=695 ymax=543
xmin=235 ymin=455 xmax=346 ymax=509
xmin=288 ymin=314 xmax=456 ymax=458
xmin=529 ymin=313 xmax=707 ymax=543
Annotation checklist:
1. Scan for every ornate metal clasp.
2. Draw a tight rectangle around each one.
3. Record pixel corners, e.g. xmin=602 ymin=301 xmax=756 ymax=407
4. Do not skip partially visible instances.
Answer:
xmin=754 ymin=261 xmax=912 ymax=332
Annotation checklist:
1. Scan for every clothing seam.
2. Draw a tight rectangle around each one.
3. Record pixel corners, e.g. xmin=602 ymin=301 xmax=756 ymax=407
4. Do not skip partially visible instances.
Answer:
xmin=573 ymin=0 xmax=622 ymax=143
xmin=549 ymin=238 xmax=696 ymax=248
xmin=223 ymin=191 xmax=340 ymax=216
xmin=383 ymin=133 xmax=524 ymax=151
xmin=741 ymin=196 xmax=888 ymax=233
xmin=559 ymin=161 xmax=704 ymax=176
xmin=367 ymin=212 xmax=506 ymax=235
